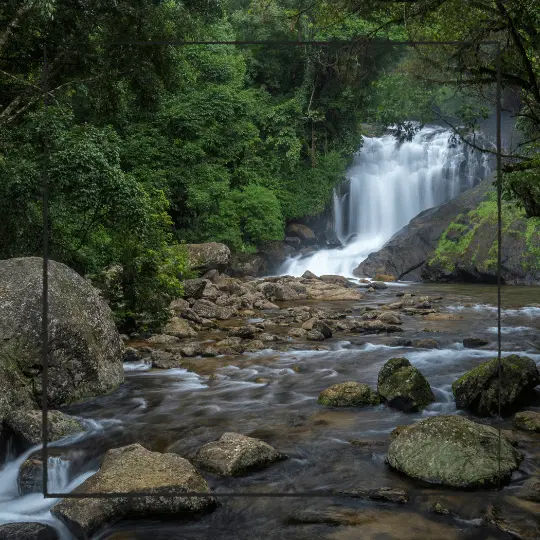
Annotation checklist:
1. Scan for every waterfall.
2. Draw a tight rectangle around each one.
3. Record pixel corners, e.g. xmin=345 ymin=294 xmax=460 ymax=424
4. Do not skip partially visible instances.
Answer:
xmin=281 ymin=125 xmax=490 ymax=278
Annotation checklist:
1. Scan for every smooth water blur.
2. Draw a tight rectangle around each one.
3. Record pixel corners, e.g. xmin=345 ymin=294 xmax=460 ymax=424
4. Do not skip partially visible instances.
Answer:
xmin=282 ymin=126 xmax=489 ymax=277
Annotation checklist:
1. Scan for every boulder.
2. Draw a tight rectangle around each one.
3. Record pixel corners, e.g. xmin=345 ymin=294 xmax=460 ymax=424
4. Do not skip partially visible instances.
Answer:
xmin=52 ymin=444 xmax=215 ymax=538
xmin=318 ymin=382 xmax=380 ymax=407
xmin=377 ymin=358 xmax=434 ymax=412
xmin=319 ymin=275 xmax=351 ymax=287
xmin=452 ymin=354 xmax=540 ymax=416
xmin=387 ymin=415 xmax=522 ymax=488
xmin=162 ymin=317 xmax=196 ymax=339
xmin=150 ymin=351 xmax=183 ymax=369
xmin=229 ymin=325 xmax=257 ymax=339
xmin=228 ymin=253 xmax=266 ymax=277
xmin=371 ymin=281 xmax=387 ymax=289
xmin=186 ymin=242 xmax=230 ymax=272
xmin=0 ymin=257 xmax=124 ymax=422
xmin=195 ymin=432 xmax=284 ymax=476
xmin=513 ymin=410 xmax=540 ymax=432
xmin=306 ymin=329 xmax=325 ymax=341
xmin=350 ymin=320 xmax=403 ymax=334
xmin=517 ymin=478 xmax=540 ymax=502
xmin=6 ymin=409 xmax=84 ymax=446
xmin=301 ymin=270 xmax=318 ymax=279
xmin=312 ymin=320 xmax=332 ymax=339
xmin=412 ymin=338 xmax=439 ymax=349
xmin=258 ymin=282 xmax=299 ymax=302
xmin=463 ymin=337 xmax=489 ymax=348
xmin=147 ymin=334 xmax=180 ymax=345
xmin=182 ymin=278 xmax=207 ymax=299
xmin=338 ymin=487 xmax=409 ymax=504
xmin=192 ymin=299 xmax=234 ymax=320
xmin=286 ymin=223 xmax=316 ymax=245
xmin=0 ymin=523 xmax=58 ymax=540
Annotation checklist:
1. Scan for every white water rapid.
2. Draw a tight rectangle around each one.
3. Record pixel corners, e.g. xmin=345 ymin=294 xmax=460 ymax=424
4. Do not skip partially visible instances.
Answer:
xmin=281 ymin=125 xmax=490 ymax=277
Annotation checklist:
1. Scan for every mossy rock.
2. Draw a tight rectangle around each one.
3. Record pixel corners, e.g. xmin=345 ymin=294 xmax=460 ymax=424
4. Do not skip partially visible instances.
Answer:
xmin=513 ymin=410 xmax=540 ymax=433
xmin=377 ymin=358 xmax=434 ymax=412
xmin=387 ymin=415 xmax=522 ymax=488
xmin=452 ymin=355 xmax=539 ymax=416
xmin=318 ymin=381 xmax=380 ymax=407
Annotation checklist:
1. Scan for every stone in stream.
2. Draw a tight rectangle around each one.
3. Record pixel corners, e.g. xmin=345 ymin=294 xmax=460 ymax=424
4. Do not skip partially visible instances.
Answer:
xmin=412 ymin=338 xmax=439 ymax=349
xmin=162 ymin=316 xmax=196 ymax=338
xmin=52 ymin=444 xmax=215 ymax=538
xmin=318 ymin=382 xmax=380 ymax=407
xmin=462 ymin=337 xmax=489 ymax=348
xmin=452 ymin=354 xmax=540 ymax=416
xmin=0 ymin=257 xmax=124 ymax=424
xmin=339 ymin=487 xmax=409 ymax=504
xmin=377 ymin=358 xmax=434 ymax=412
xmin=517 ymin=478 xmax=540 ymax=502
xmin=5 ymin=409 xmax=84 ymax=447
xmin=513 ymin=410 xmax=540 ymax=432
xmin=0 ymin=522 xmax=59 ymax=540
xmin=194 ymin=432 xmax=284 ymax=476
xmin=150 ymin=350 xmax=183 ymax=369
xmin=306 ymin=329 xmax=325 ymax=341
xmin=386 ymin=415 xmax=522 ymax=488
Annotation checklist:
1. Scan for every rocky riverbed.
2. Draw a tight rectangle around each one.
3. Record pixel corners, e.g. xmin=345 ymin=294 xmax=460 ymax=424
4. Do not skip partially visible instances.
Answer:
xmin=1 ymin=270 xmax=539 ymax=539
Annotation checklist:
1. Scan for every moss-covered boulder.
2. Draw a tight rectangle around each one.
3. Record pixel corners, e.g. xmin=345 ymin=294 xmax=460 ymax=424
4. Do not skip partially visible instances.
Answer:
xmin=0 ymin=257 xmax=124 ymax=423
xmin=452 ymin=355 xmax=539 ymax=416
xmin=513 ymin=410 xmax=540 ymax=432
xmin=377 ymin=358 xmax=434 ymax=412
xmin=318 ymin=381 xmax=380 ymax=407
xmin=387 ymin=415 xmax=522 ymax=488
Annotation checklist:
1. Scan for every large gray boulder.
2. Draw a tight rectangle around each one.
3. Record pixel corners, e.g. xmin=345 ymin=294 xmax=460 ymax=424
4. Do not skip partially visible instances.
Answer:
xmin=186 ymin=243 xmax=230 ymax=272
xmin=0 ymin=257 xmax=124 ymax=422
xmin=452 ymin=355 xmax=539 ymax=416
xmin=195 ymin=432 xmax=284 ymax=476
xmin=377 ymin=358 xmax=434 ymax=412
xmin=52 ymin=444 xmax=215 ymax=538
xmin=387 ymin=415 xmax=522 ymax=488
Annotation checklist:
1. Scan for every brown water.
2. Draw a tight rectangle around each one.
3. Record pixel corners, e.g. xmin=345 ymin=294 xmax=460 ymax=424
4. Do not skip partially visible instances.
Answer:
xmin=38 ymin=284 xmax=540 ymax=538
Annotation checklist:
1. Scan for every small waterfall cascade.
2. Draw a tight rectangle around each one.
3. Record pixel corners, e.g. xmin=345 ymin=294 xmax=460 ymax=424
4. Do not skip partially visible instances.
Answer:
xmin=281 ymin=125 xmax=490 ymax=277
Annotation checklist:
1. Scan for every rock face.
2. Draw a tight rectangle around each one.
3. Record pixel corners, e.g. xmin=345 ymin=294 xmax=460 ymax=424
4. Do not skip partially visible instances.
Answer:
xmin=0 ymin=522 xmax=58 ymax=540
xmin=452 ymin=355 xmax=540 ymax=416
xmin=0 ymin=257 xmax=124 ymax=423
xmin=6 ymin=409 xmax=83 ymax=446
xmin=186 ymin=242 xmax=231 ymax=272
xmin=377 ymin=358 xmax=434 ymax=412
xmin=513 ymin=410 xmax=540 ymax=432
xmin=387 ymin=415 xmax=522 ymax=488
xmin=195 ymin=432 xmax=284 ymax=476
xmin=318 ymin=382 xmax=380 ymax=407
xmin=354 ymin=179 xmax=491 ymax=280
xmin=52 ymin=444 xmax=215 ymax=538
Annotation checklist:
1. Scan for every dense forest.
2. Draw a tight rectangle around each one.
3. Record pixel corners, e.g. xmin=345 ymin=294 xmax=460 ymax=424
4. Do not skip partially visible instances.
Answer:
xmin=1 ymin=0 xmax=538 ymax=328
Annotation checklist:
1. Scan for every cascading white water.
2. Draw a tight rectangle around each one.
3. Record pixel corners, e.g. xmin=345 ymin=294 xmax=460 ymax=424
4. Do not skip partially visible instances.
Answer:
xmin=282 ymin=125 xmax=489 ymax=277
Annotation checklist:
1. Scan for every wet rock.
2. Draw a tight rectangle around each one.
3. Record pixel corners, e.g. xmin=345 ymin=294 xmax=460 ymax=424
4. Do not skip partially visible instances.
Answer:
xmin=286 ymin=223 xmax=316 ymax=245
xmin=375 ymin=273 xmax=396 ymax=282
xmin=306 ymin=329 xmax=325 ymax=341
xmin=312 ymin=320 xmax=332 ymax=339
xmin=147 ymin=334 xmax=180 ymax=345
xmin=338 ymin=487 xmax=409 ymax=504
xmin=463 ymin=337 xmax=489 ymax=348
xmin=195 ymin=432 xmax=284 ymax=476
xmin=163 ymin=317 xmax=196 ymax=339
xmin=18 ymin=455 xmax=44 ymax=495
xmin=186 ymin=242 xmax=230 ymax=272
xmin=385 ymin=337 xmax=413 ymax=347
xmin=258 ymin=282 xmax=299 ymax=302
xmin=318 ymin=382 xmax=380 ymax=407
xmin=6 ymin=409 xmax=83 ymax=447
xmin=259 ymin=333 xmax=279 ymax=343
xmin=431 ymin=501 xmax=450 ymax=515
xmin=412 ymin=338 xmax=439 ymax=349
xmin=387 ymin=415 xmax=522 ymax=488
xmin=301 ymin=270 xmax=318 ymax=279
xmin=288 ymin=328 xmax=307 ymax=338
xmin=513 ymin=410 xmax=540 ymax=432
xmin=287 ymin=507 xmax=367 ymax=526
xmin=243 ymin=339 xmax=265 ymax=352
xmin=0 ymin=257 xmax=124 ymax=422
xmin=452 ymin=354 xmax=540 ymax=416
xmin=350 ymin=320 xmax=403 ymax=334
xmin=377 ymin=312 xmax=402 ymax=325
xmin=229 ymin=325 xmax=257 ymax=339
xmin=319 ymin=275 xmax=351 ymax=287
xmin=52 ymin=444 xmax=215 ymax=538
xmin=285 ymin=236 xmax=302 ymax=249
xmin=122 ymin=347 xmax=140 ymax=363
xmin=0 ymin=522 xmax=58 ymax=540
xmin=517 ymin=478 xmax=540 ymax=502
xmin=301 ymin=318 xmax=316 ymax=330
xmin=150 ymin=351 xmax=183 ymax=369
xmin=423 ymin=312 xmax=462 ymax=321
xmin=484 ymin=503 xmax=540 ymax=539
xmin=183 ymin=278 xmax=207 ymax=299
xmin=179 ymin=344 xmax=202 ymax=357
xmin=371 ymin=281 xmax=387 ymax=289
xmin=377 ymin=358 xmax=434 ymax=412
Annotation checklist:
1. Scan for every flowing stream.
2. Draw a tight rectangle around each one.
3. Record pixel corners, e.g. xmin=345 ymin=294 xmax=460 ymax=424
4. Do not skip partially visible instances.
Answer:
xmin=282 ymin=126 xmax=490 ymax=277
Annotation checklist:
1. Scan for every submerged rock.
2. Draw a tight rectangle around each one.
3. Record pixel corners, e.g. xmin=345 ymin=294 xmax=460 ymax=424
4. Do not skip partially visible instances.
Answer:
xmin=195 ymin=432 xmax=284 ymax=476
xmin=513 ymin=410 xmax=540 ymax=432
xmin=52 ymin=443 xmax=215 ymax=537
xmin=338 ymin=487 xmax=409 ymax=504
xmin=0 ymin=257 xmax=124 ymax=422
xmin=6 ymin=409 xmax=84 ymax=447
xmin=452 ymin=354 xmax=540 ymax=416
xmin=0 ymin=522 xmax=58 ymax=540
xmin=318 ymin=382 xmax=380 ymax=407
xmin=386 ymin=415 xmax=522 ymax=488
xmin=462 ymin=337 xmax=489 ymax=348
xmin=377 ymin=358 xmax=434 ymax=412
